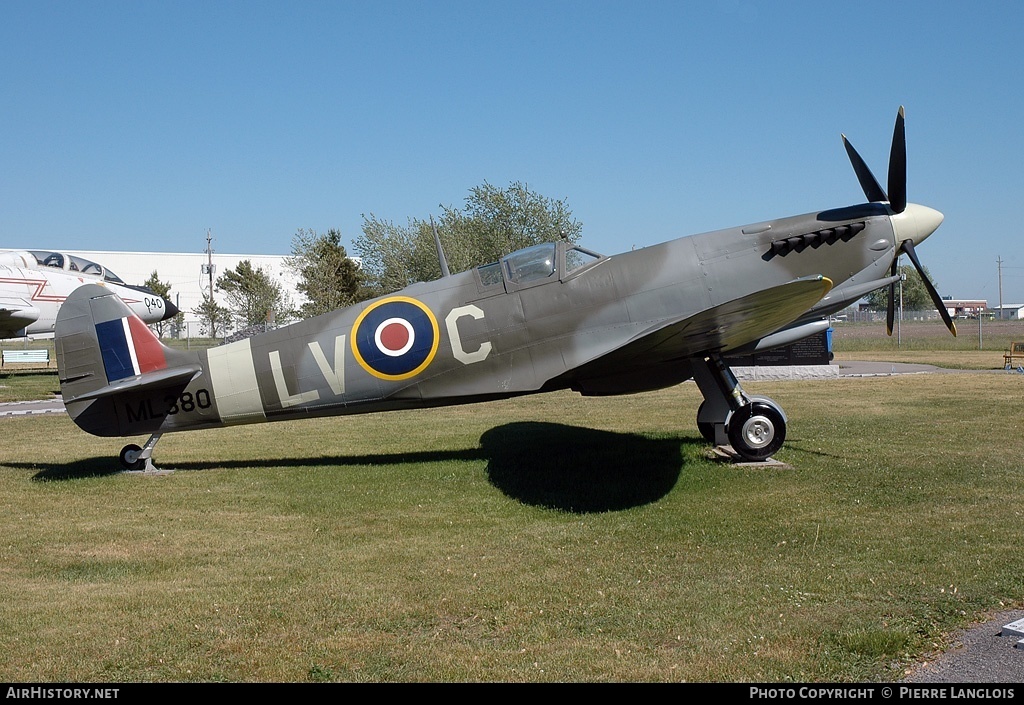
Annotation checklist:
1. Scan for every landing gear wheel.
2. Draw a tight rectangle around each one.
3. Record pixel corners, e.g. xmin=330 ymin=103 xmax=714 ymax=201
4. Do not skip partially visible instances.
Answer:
xmin=727 ymin=402 xmax=786 ymax=461
xmin=696 ymin=401 xmax=715 ymax=442
xmin=119 ymin=444 xmax=145 ymax=471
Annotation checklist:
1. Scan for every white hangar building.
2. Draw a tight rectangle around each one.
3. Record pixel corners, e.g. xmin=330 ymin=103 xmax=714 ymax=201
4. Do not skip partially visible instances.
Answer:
xmin=63 ymin=249 xmax=301 ymax=338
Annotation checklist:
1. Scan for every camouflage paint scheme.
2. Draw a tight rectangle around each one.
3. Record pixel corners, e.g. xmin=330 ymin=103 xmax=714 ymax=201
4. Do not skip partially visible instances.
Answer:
xmin=53 ymin=108 xmax=949 ymax=468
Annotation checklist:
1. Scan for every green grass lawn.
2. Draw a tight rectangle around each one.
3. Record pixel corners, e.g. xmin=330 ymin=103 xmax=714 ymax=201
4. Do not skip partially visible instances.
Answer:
xmin=1 ymin=323 xmax=1023 ymax=682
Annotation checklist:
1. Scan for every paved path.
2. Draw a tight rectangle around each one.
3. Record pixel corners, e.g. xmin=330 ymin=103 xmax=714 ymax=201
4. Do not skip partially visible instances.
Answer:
xmin=902 ymin=610 xmax=1024 ymax=683
xmin=833 ymin=360 xmax=1009 ymax=376
xmin=0 ymin=397 xmax=65 ymax=417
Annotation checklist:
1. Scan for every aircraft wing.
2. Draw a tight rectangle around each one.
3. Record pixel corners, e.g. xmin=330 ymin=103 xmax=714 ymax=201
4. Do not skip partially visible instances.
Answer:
xmin=575 ymin=275 xmax=833 ymax=374
xmin=793 ymin=274 xmax=900 ymax=326
xmin=0 ymin=298 xmax=41 ymax=337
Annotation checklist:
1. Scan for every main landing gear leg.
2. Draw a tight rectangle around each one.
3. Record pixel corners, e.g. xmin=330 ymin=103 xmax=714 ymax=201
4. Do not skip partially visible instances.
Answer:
xmin=692 ymin=355 xmax=787 ymax=462
xmin=119 ymin=433 xmax=164 ymax=473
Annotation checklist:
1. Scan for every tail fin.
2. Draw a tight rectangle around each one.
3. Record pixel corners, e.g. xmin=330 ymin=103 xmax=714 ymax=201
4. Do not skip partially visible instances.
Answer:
xmin=55 ymin=284 xmax=202 ymax=437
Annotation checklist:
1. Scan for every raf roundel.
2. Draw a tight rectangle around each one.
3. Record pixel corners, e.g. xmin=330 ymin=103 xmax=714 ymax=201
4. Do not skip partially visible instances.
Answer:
xmin=350 ymin=296 xmax=441 ymax=380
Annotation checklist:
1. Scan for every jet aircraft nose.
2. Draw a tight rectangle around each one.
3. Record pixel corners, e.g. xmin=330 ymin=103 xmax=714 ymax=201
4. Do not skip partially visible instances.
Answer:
xmin=123 ymin=285 xmax=180 ymax=323
xmin=890 ymin=203 xmax=944 ymax=248
xmin=161 ymin=298 xmax=179 ymax=321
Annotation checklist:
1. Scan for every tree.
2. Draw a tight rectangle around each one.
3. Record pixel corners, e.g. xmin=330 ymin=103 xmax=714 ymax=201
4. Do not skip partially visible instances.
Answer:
xmin=284 ymin=228 xmax=367 ymax=318
xmin=192 ymin=291 xmax=230 ymax=339
xmin=863 ymin=264 xmax=939 ymax=312
xmin=439 ymin=181 xmax=584 ymax=267
xmin=216 ymin=260 xmax=294 ymax=330
xmin=354 ymin=181 xmax=584 ymax=296
xmin=141 ymin=270 xmax=182 ymax=337
xmin=354 ymin=214 xmax=429 ymax=296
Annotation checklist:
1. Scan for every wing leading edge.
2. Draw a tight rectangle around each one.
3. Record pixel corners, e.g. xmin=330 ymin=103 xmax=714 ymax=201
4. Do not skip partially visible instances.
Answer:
xmin=574 ymin=275 xmax=834 ymax=376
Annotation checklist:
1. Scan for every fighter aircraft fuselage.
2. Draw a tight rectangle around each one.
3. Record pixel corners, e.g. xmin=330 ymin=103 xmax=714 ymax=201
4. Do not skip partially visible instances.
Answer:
xmin=59 ymin=202 xmax=923 ymax=435
xmin=54 ymin=107 xmax=951 ymax=468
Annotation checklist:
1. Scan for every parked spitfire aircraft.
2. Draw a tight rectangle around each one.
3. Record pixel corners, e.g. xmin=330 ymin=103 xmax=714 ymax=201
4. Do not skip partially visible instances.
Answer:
xmin=0 ymin=249 xmax=179 ymax=339
xmin=54 ymin=108 xmax=953 ymax=471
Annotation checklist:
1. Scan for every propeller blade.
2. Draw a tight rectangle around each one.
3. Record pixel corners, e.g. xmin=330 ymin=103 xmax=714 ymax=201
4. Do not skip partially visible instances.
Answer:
xmin=901 ymin=240 xmax=957 ymax=336
xmin=886 ymin=257 xmax=898 ymax=336
xmin=887 ymin=106 xmax=907 ymax=214
xmin=842 ymin=134 xmax=887 ymax=203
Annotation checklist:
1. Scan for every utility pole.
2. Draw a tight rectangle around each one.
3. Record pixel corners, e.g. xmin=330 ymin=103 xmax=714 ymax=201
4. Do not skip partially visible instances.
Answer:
xmin=205 ymin=229 xmax=215 ymax=303
xmin=898 ymin=271 xmax=905 ymax=347
xmin=997 ymin=256 xmax=1004 ymax=320
xmin=201 ymin=229 xmax=218 ymax=338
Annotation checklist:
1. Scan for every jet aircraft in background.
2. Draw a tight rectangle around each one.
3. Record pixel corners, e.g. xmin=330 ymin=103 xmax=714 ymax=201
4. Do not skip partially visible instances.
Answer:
xmin=0 ymin=249 xmax=179 ymax=339
xmin=53 ymin=107 xmax=954 ymax=471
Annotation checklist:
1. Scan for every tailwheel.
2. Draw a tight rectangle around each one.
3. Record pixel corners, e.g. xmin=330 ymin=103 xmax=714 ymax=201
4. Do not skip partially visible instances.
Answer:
xmin=118 ymin=433 xmax=164 ymax=472
xmin=727 ymin=401 xmax=786 ymax=461
xmin=119 ymin=444 xmax=146 ymax=471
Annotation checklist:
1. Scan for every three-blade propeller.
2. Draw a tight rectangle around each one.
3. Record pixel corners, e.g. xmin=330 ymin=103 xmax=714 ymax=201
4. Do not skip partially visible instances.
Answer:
xmin=843 ymin=106 xmax=956 ymax=337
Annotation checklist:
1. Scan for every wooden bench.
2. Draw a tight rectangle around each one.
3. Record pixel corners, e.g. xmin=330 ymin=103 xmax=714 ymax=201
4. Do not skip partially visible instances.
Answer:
xmin=1 ymin=348 xmax=51 ymax=367
xmin=1004 ymin=341 xmax=1024 ymax=369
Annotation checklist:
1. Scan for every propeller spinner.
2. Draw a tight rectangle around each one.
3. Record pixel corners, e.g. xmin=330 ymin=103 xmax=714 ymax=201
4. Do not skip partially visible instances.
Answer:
xmin=844 ymin=106 xmax=955 ymax=337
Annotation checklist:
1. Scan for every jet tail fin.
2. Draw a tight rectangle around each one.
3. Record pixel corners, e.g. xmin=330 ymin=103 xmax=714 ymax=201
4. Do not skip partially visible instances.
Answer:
xmin=55 ymin=284 xmax=202 ymax=437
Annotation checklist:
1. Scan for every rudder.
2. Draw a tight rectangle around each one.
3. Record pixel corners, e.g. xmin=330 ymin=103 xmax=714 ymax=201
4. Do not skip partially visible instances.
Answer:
xmin=55 ymin=284 xmax=201 ymax=437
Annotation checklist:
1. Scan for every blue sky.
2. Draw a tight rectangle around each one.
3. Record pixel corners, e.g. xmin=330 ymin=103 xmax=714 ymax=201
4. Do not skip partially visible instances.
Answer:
xmin=3 ymin=1 xmax=1023 ymax=304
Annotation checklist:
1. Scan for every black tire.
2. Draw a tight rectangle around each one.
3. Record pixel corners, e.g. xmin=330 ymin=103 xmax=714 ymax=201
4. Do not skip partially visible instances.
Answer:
xmin=727 ymin=402 xmax=786 ymax=461
xmin=119 ymin=444 xmax=145 ymax=471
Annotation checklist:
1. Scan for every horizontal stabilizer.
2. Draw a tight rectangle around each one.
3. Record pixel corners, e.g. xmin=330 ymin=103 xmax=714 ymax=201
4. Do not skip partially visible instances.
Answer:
xmin=68 ymin=364 xmax=202 ymax=404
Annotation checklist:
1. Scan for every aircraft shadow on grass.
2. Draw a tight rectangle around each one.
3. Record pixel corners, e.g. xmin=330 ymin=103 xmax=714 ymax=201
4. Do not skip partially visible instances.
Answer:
xmin=25 ymin=422 xmax=690 ymax=513
xmin=479 ymin=422 xmax=685 ymax=512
